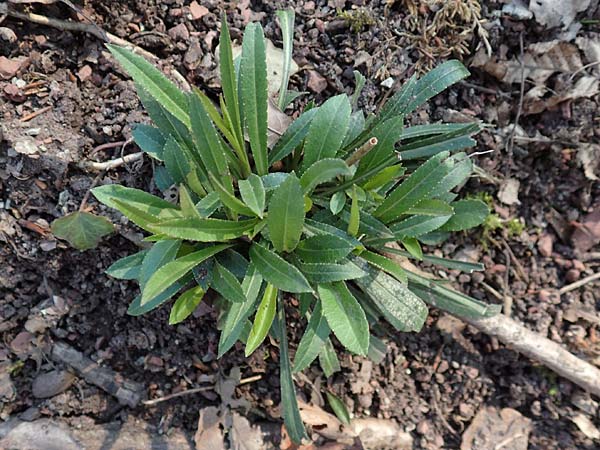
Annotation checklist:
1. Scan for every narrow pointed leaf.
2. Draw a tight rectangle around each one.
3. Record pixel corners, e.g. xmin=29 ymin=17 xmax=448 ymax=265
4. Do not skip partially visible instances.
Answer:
xmin=295 ymin=234 xmax=355 ymax=263
xmin=245 ymin=283 xmax=277 ymax=356
xmin=293 ymin=301 xmax=330 ymax=372
xmin=209 ymin=173 xmax=256 ymax=217
xmin=267 ymin=174 xmax=305 ymax=253
xmin=249 ymin=243 xmax=312 ymax=293
xmin=319 ymin=338 xmax=341 ymax=377
xmin=269 ymin=108 xmax=318 ymax=164
xmin=179 ymin=185 xmax=202 ymax=219
xmin=163 ymin=136 xmax=192 ymax=183
xmin=300 ymin=159 xmax=351 ymax=194
xmin=318 ymin=282 xmax=369 ymax=355
xmin=325 ymin=392 xmax=351 ymax=425
xmin=276 ymin=9 xmax=295 ymax=109
xmin=212 ymin=262 xmax=246 ymax=303
xmin=219 ymin=16 xmax=243 ymax=147
xmin=402 ymin=237 xmax=423 ymax=259
xmin=132 ymin=124 xmax=165 ymax=160
xmin=440 ymin=199 xmax=489 ymax=231
xmin=347 ymin=185 xmax=360 ymax=237
xmin=239 ymin=174 xmax=266 ymax=218
xmin=105 ymin=250 xmax=148 ymax=280
xmin=299 ymin=260 xmax=366 ymax=283
xmin=358 ymin=250 xmax=407 ymax=284
xmin=169 ymin=286 xmax=205 ymax=324
xmin=390 ymin=214 xmax=452 ymax=238
xmin=149 ymin=217 xmax=260 ymax=242
xmin=142 ymin=244 xmax=231 ymax=303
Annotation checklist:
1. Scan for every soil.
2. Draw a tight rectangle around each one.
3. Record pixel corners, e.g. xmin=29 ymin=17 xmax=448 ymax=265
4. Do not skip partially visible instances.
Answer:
xmin=1 ymin=1 xmax=599 ymax=449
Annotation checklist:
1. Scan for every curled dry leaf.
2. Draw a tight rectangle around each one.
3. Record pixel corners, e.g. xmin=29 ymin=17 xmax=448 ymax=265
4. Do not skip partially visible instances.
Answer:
xmin=577 ymin=144 xmax=600 ymax=181
xmin=497 ymin=178 xmax=521 ymax=206
xmin=571 ymin=207 xmax=600 ymax=253
xmin=528 ymin=0 xmax=591 ymax=30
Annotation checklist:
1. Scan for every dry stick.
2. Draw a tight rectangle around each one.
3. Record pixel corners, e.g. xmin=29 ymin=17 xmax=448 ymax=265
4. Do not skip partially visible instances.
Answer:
xmin=505 ymin=32 xmax=525 ymax=173
xmin=20 ymin=105 xmax=52 ymax=122
xmin=558 ymin=272 xmax=600 ymax=295
xmin=142 ymin=375 xmax=263 ymax=406
xmin=345 ymin=137 xmax=378 ymax=166
xmin=386 ymin=252 xmax=600 ymax=398
xmin=78 ymin=151 xmax=144 ymax=171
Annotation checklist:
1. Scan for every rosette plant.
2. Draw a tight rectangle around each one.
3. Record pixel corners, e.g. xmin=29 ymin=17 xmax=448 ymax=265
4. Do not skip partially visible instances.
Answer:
xmin=93 ymin=11 xmax=499 ymax=442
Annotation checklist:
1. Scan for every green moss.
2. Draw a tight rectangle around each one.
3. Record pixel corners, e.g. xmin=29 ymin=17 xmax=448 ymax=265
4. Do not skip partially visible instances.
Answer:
xmin=338 ymin=8 xmax=375 ymax=32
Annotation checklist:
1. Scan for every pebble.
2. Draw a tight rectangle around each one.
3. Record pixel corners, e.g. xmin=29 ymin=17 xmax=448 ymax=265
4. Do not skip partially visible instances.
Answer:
xmin=168 ymin=23 xmax=189 ymax=41
xmin=565 ymin=269 xmax=580 ymax=283
xmin=32 ymin=370 xmax=76 ymax=399
xmin=416 ymin=420 xmax=431 ymax=435
xmin=537 ymin=233 xmax=553 ymax=257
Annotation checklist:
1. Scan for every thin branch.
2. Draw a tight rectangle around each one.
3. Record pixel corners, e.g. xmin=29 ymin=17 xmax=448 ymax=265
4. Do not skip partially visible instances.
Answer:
xmin=505 ymin=32 xmax=525 ymax=173
xmin=559 ymin=272 xmax=600 ymax=295
xmin=78 ymin=152 xmax=144 ymax=172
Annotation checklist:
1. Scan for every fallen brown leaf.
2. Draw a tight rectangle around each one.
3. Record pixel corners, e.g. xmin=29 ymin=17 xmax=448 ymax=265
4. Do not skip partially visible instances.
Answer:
xmin=572 ymin=207 xmax=600 ymax=253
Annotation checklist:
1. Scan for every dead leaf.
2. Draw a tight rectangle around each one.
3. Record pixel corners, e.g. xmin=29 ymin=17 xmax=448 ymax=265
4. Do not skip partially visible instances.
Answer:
xmin=299 ymin=402 xmax=349 ymax=442
xmin=572 ymin=413 xmax=600 ymax=440
xmin=529 ymin=0 xmax=591 ymax=30
xmin=571 ymin=207 xmax=600 ymax=253
xmin=461 ymin=407 xmax=532 ymax=450
xmin=350 ymin=419 xmax=412 ymax=450
xmin=577 ymin=144 xmax=600 ymax=181
xmin=195 ymin=407 xmax=225 ymax=450
xmin=230 ymin=412 xmax=266 ymax=450
xmin=268 ymin=99 xmax=292 ymax=148
xmin=472 ymin=41 xmax=582 ymax=85
xmin=576 ymin=35 xmax=600 ymax=76
xmin=497 ymin=178 xmax=520 ymax=206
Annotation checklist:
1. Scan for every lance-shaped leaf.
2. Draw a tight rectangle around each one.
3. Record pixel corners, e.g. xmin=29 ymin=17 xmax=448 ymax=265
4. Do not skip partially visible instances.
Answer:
xmin=218 ymin=263 xmax=264 ymax=357
xmin=132 ymin=124 xmax=165 ymax=160
xmin=239 ymin=174 xmax=266 ymax=218
xmin=318 ymin=282 xmax=369 ymax=355
xmin=105 ymin=249 xmax=148 ymax=280
xmin=299 ymin=260 xmax=366 ymax=283
xmin=219 ymin=16 xmax=244 ymax=148
xmin=240 ymin=23 xmax=269 ymax=175
xmin=249 ymin=243 xmax=312 ymax=293
xmin=405 ymin=199 xmax=454 ymax=216
xmin=51 ymin=212 xmax=114 ymax=251
xmin=169 ymin=286 xmax=205 ymax=324
xmin=269 ymin=108 xmax=317 ymax=164
xmin=319 ymin=338 xmax=341 ymax=377
xmin=300 ymin=159 xmax=352 ymax=194
xmin=107 ymin=45 xmax=189 ymax=127
xmin=92 ymin=184 xmax=179 ymax=215
xmin=148 ymin=217 xmax=260 ymax=242
xmin=326 ymin=392 xmax=351 ymax=425
xmin=212 ymin=262 xmax=246 ymax=303
xmin=301 ymin=95 xmax=351 ymax=172
xmin=142 ymin=244 xmax=231 ymax=303
xmin=390 ymin=214 xmax=452 ymax=239
xmin=353 ymin=259 xmax=427 ymax=332
xmin=440 ymin=199 xmax=489 ymax=231
xmin=277 ymin=300 xmax=308 ymax=443
xmin=358 ymin=250 xmax=407 ymax=284
xmin=347 ymin=185 xmax=360 ymax=237
xmin=179 ymin=185 xmax=202 ymax=219
xmin=267 ymin=174 xmax=305 ymax=253
xmin=245 ymin=283 xmax=277 ymax=356
xmin=163 ymin=135 xmax=192 ymax=183
xmin=373 ymin=151 xmax=452 ymax=223
xmin=356 ymin=115 xmax=404 ymax=177
xmin=293 ymin=301 xmax=330 ymax=372
xmin=295 ymin=234 xmax=355 ymax=263
xmin=208 ymin=173 xmax=256 ymax=217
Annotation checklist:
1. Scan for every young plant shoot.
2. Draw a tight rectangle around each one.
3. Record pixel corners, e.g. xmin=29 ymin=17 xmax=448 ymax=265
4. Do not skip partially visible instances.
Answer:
xmin=95 ymin=11 xmax=498 ymax=443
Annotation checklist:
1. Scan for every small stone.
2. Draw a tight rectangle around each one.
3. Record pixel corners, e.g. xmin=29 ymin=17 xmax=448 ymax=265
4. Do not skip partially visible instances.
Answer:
xmin=77 ymin=65 xmax=93 ymax=82
xmin=565 ymin=269 xmax=581 ymax=283
xmin=0 ymin=27 xmax=18 ymax=44
xmin=32 ymin=370 xmax=76 ymax=399
xmin=0 ymin=56 xmax=28 ymax=79
xmin=537 ymin=233 xmax=553 ymax=257
xmin=437 ymin=360 xmax=449 ymax=373
xmin=14 ymin=139 xmax=39 ymax=156
xmin=304 ymin=1 xmax=316 ymax=12
xmin=538 ymin=289 xmax=560 ymax=304
xmin=459 ymin=402 xmax=475 ymax=418
xmin=416 ymin=420 xmax=431 ymax=435
xmin=189 ymin=1 xmax=209 ymax=20
xmin=169 ymin=8 xmax=183 ymax=17
xmin=307 ymin=70 xmax=327 ymax=93
xmin=572 ymin=260 xmax=586 ymax=271
xmin=465 ymin=367 xmax=479 ymax=379
xmin=19 ymin=407 xmax=41 ymax=422
xmin=168 ymin=23 xmax=189 ymax=42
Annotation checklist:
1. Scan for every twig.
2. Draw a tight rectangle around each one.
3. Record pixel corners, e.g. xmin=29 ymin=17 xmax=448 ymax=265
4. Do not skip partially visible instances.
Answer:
xmin=345 ymin=137 xmax=378 ymax=166
xmin=559 ymin=272 xmax=600 ymax=295
xmin=79 ymin=170 xmax=106 ymax=211
xmin=459 ymin=81 xmax=512 ymax=99
xmin=78 ymin=152 xmax=144 ymax=172
xmin=90 ymin=140 xmax=127 ymax=157
xmin=502 ymin=238 xmax=528 ymax=283
xmin=142 ymin=374 xmax=262 ymax=406
xmin=502 ymin=247 xmax=512 ymax=316
xmin=20 ymin=105 xmax=52 ymax=122
xmin=505 ymin=32 xmax=525 ymax=173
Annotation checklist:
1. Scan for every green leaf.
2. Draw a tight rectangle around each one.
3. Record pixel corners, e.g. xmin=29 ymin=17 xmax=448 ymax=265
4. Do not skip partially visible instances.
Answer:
xmin=406 ymin=270 xmax=501 ymax=319
xmin=218 ymin=263 xmax=264 ymax=357
xmin=303 ymin=218 xmax=362 ymax=249
xmin=196 ymin=191 xmax=221 ymax=218
xmin=373 ymin=151 xmax=452 ymax=223
xmin=356 ymin=115 xmax=404 ymax=177
xmin=267 ymin=174 xmax=305 ymax=253
xmin=112 ymin=199 xmax=167 ymax=232
xmin=239 ymin=174 xmax=266 ymax=218
xmin=132 ymin=124 xmax=165 ymax=160
xmin=154 ymin=165 xmax=175 ymax=192
xmin=148 ymin=217 xmax=260 ymax=242
xmin=341 ymin=111 xmax=365 ymax=149
xmin=440 ymin=199 xmax=489 ymax=231
xmin=378 ymin=74 xmax=416 ymax=123
xmin=295 ymin=234 xmax=355 ymax=263
xmin=361 ymin=164 xmax=405 ymax=191
xmin=240 ymin=23 xmax=269 ymax=175
xmin=249 ymin=243 xmax=312 ymax=293
xmin=169 ymin=286 xmax=205 ymax=324
xmin=404 ymin=60 xmax=469 ymax=115
xmin=429 ymin=152 xmax=473 ymax=199
xmin=219 ymin=16 xmax=244 ymax=149
xmin=179 ymin=185 xmax=202 ymax=219
xmin=350 ymin=70 xmax=366 ymax=109
xmin=405 ymin=199 xmax=454 ymax=216
xmin=293 ymin=301 xmax=330 ymax=372
xmin=277 ymin=300 xmax=308 ymax=444
xmin=107 ymin=45 xmax=189 ymax=127
xmin=142 ymin=244 xmax=231 ymax=303
xmin=318 ymin=282 xmax=369 ymax=355
xmin=382 ymin=247 xmax=484 ymax=272
xmin=245 ymin=283 xmax=277 ymax=356
xmin=269 ymin=108 xmax=317 ymax=164
xmin=319 ymin=338 xmax=341 ymax=377
xmin=189 ymin=93 xmax=230 ymax=180
xmin=353 ymin=260 xmax=428 ymax=332
xmin=399 ymin=134 xmax=476 ymax=160
xmin=105 ymin=250 xmax=148 ymax=280
xmin=301 ymin=94 xmax=352 ymax=172
xmin=326 ymin=392 xmax=351 ymax=425
xmin=358 ymin=250 xmax=407 ymax=284
xmin=51 ymin=211 xmax=114 ymax=251
xmin=276 ymin=9 xmax=295 ymax=110
xmin=300 ymin=159 xmax=351 ymax=195
xmin=128 ymin=276 xmax=192 ymax=316
xmin=92 ymin=184 xmax=179 ymax=215
xmin=347 ymin=185 xmax=360 ymax=237
xmin=402 ymin=237 xmax=423 ymax=260
xmin=208 ymin=173 xmax=256 ymax=217
xmin=299 ymin=260 xmax=366 ymax=283
xmin=390 ymin=214 xmax=452 ymax=239
xmin=212 ymin=262 xmax=246 ymax=303
xmin=329 ymin=191 xmax=346 ymax=215
xmin=401 ymin=123 xmax=471 ymax=140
